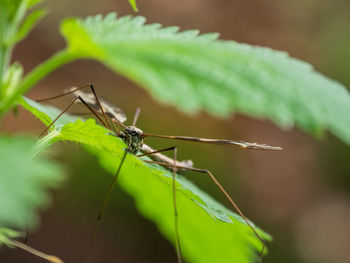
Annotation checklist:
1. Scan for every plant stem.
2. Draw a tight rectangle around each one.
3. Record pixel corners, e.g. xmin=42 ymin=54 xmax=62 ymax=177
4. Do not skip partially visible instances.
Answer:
xmin=0 ymin=46 xmax=8 ymax=92
xmin=0 ymin=0 xmax=28 ymax=96
xmin=0 ymin=48 xmax=78 ymax=116
xmin=19 ymin=49 xmax=76 ymax=94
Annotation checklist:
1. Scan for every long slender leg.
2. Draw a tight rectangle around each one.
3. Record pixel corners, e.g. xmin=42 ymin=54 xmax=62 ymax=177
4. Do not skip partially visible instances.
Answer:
xmin=142 ymin=159 xmax=267 ymax=262
xmin=36 ymin=84 xmax=111 ymax=129
xmin=9 ymin=239 xmax=63 ymax=263
xmin=172 ymin=147 xmax=183 ymax=263
xmin=111 ymin=118 xmax=127 ymax=129
xmin=85 ymin=149 xmax=128 ymax=263
xmin=36 ymin=84 xmax=91 ymax=102
xmin=137 ymin=146 xmax=177 ymax=158
xmin=24 ymin=223 xmax=29 ymax=244
xmin=87 ymin=84 xmax=111 ymax=129
xmin=39 ymin=96 xmax=108 ymax=137
xmin=138 ymin=146 xmax=183 ymax=263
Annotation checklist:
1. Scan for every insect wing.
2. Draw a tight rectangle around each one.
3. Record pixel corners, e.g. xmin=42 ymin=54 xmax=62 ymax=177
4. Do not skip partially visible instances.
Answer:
xmin=67 ymin=87 xmax=127 ymax=123
xmin=144 ymin=133 xmax=282 ymax=151
xmin=230 ymin=140 xmax=282 ymax=150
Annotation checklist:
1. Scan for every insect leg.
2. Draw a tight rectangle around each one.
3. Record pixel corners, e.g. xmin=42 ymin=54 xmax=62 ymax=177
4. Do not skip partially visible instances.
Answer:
xmin=24 ymin=223 xmax=29 ymax=244
xmin=171 ymin=147 xmax=183 ymax=263
xmin=36 ymin=84 xmax=91 ymax=102
xmin=142 ymin=160 xmax=267 ymax=263
xmin=9 ymin=239 xmax=63 ymax=263
xmin=85 ymin=84 xmax=111 ymax=129
xmin=138 ymin=146 xmax=183 ymax=263
xmin=36 ymin=84 xmax=112 ymax=129
xmin=85 ymin=149 xmax=128 ymax=263
xmin=39 ymin=96 xmax=108 ymax=137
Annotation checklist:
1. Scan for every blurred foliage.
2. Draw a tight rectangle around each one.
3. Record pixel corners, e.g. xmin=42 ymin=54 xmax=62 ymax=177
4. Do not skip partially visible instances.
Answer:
xmin=21 ymin=97 xmax=271 ymax=263
xmin=128 ymin=0 xmax=138 ymax=12
xmin=0 ymin=136 xmax=63 ymax=230
xmin=0 ymin=0 xmax=46 ymax=113
xmin=0 ymin=228 xmax=20 ymax=247
xmin=10 ymin=8 xmax=47 ymax=46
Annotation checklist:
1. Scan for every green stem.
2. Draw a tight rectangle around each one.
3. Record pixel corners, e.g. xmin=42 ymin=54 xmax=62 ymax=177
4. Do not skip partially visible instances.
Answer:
xmin=0 ymin=48 xmax=78 ymax=116
xmin=19 ymin=49 xmax=77 ymax=94
xmin=0 ymin=46 xmax=8 ymax=91
xmin=0 ymin=0 xmax=27 ymax=93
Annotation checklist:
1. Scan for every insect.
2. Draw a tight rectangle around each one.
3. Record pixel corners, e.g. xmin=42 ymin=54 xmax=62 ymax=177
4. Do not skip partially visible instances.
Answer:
xmin=37 ymin=84 xmax=282 ymax=263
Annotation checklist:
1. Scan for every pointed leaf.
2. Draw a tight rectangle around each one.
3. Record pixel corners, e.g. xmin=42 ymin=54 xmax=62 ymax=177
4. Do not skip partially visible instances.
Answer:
xmin=58 ymin=13 xmax=350 ymax=146
xmin=128 ymin=0 xmax=138 ymax=12
xmin=10 ymin=9 xmax=47 ymax=45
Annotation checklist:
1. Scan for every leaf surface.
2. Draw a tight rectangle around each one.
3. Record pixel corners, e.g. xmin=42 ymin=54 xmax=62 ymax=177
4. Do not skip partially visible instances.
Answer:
xmin=21 ymin=97 xmax=271 ymax=263
xmin=58 ymin=13 xmax=350 ymax=146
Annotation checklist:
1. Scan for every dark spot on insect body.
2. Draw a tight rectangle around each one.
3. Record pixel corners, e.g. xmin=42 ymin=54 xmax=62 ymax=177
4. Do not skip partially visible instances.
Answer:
xmin=120 ymin=126 xmax=144 ymax=154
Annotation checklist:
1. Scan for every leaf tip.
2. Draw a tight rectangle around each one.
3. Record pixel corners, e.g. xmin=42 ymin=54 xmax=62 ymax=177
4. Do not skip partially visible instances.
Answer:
xmin=128 ymin=0 xmax=139 ymax=12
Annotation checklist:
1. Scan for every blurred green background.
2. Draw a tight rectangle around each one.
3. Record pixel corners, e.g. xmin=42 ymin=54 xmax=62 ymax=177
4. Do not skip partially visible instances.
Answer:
xmin=1 ymin=0 xmax=350 ymax=262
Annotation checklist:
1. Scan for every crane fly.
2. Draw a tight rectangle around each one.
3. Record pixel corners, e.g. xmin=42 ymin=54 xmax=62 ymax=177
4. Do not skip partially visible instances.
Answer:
xmin=37 ymin=84 xmax=282 ymax=263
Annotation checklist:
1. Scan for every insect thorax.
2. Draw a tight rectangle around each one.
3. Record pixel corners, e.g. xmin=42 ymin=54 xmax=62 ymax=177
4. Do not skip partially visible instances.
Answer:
xmin=118 ymin=126 xmax=144 ymax=154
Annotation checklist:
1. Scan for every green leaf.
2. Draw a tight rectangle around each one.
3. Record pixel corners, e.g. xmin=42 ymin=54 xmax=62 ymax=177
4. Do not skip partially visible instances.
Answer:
xmin=10 ymin=9 xmax=47 ymax=45
xmin=128 ymin=0 xmax=138 ymax=12
xmin=57 ymin=13 xmax=350 ymax=146
xmin=0 ymin=136 xmax=64 ymax=230
xmin=21 ymin=97 xmax=272 ymax=263
xmin=27 ymin=0 xmax=43 ymax=9
xmin=19 ymin=96 xmax=78 ymax=128
xmin=0 ymin=0 xmax=43 ymax=45
xmin=1 ymin=62 xmax=23 ymax=100
xmin=0 ymin=0 xmax=23 ymax=23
